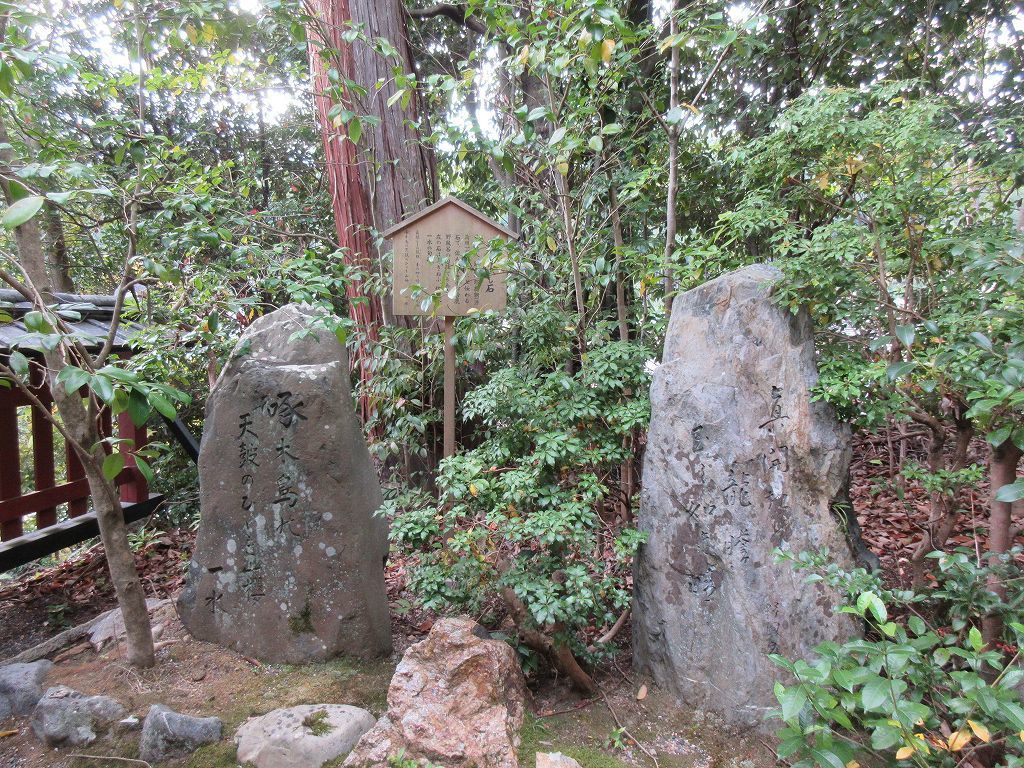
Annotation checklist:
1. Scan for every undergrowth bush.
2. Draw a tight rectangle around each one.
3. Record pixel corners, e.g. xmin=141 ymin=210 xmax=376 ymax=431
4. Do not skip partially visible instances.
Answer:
xmin=771 ymin=549 xmax=1024 ymax=768
xmin=385 ymin=338 xmax=652 ymax=689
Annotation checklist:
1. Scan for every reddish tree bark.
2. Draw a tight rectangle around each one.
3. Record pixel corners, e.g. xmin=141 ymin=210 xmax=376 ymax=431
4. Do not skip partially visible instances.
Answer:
xmin=305 ymin=0 xmax=435 ymax=422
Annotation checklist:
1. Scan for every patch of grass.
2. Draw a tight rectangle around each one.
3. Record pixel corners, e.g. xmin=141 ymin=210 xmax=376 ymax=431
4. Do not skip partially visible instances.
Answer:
xmin=66 ymin=732 xmax=141 ymax=767
xmin=184 ymin=740 xmax=242 ymax=768
xmin=303 ymin=707 xmax=334 ymax=736
xmin=519 ymin=714 xmax=632 ymax=768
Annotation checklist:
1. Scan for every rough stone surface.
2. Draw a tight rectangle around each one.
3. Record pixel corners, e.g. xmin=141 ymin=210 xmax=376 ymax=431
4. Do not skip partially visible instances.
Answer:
xmin=536 ymin=753 xmax=584 ymax=768
xmin=344 ymin=617 xmax=528 ymax=768
xmin=0 ymin=660 xmax=52 ymax=719
xmin=116 ymin=715 xmax=142 ymax=733
xmin=633 ymin=263 xmax=859 ymax=731
xmin=177 ymin=304 xmax=391 ymax=663
xmin=30 ymin=685 xmax=127 ymax=747
xmin=89 ymin=598 xmax=173 ymax=652
xmin=236 ymin=704 xmax=376 ymax=768
xmin=139 ymin=704 xmax=223 ymax=763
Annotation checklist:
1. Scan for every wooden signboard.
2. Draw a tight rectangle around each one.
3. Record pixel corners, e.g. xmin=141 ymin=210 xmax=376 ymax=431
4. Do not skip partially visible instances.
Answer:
xmin=383 ymin=196 xmax=516 ymax=458
xmin=383 ymin=196 xmax=515 ymax=317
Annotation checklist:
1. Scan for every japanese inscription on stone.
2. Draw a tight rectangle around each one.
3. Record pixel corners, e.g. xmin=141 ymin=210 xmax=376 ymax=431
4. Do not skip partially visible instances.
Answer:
xmin=178 ymin=304 xmax=391 ymax=663
xmin=633 ymin=264 xmax=859 ymax=732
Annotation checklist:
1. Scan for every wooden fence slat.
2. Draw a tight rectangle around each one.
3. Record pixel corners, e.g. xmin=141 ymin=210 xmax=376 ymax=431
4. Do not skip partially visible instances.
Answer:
xmin=0 ymin=401 xmax=23 ymax=540
xmin=118 ymin=413 xmax=147 ymax=503
xmin=65 ymin=436 xmax=87 ymax=518
xmin=32 ymin=403 xmax=57 ymax=528
xmin=0 ymin=479 xmax=90 ymax=523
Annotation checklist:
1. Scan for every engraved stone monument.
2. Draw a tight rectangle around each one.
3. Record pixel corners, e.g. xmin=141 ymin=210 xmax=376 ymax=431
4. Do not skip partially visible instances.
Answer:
xmin=177 ymin=304 xmax=391 ymax=662
xmin=633 ymin=264 xmax=858 ymax=730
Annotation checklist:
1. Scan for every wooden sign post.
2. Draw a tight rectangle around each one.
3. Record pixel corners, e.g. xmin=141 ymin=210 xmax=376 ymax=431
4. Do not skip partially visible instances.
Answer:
xmin=382 ymin=196 xmax=516 ymax=459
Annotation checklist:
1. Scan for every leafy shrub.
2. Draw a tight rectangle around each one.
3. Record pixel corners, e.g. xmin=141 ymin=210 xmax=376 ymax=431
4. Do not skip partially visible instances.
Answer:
xmin=770 ymin=549 xmax=1024 ymax=768
xmin=386 ymin=339 xmax=652 ymax=687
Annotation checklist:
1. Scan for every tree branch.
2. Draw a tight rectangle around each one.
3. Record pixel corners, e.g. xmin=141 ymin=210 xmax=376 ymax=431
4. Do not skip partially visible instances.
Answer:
xmin=405 ymin=3 xmax=486 ymax=34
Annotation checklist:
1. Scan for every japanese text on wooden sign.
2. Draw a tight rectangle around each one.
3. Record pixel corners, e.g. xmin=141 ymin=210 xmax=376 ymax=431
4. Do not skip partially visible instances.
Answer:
xmin=385 ymin=196 xmax=515 ymax=317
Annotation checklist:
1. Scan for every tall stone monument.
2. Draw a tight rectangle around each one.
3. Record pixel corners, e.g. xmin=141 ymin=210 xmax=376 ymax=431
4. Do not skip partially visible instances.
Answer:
xmin=178 ymin=304 xmax=391 ymax=662
xmin=633 ymin=264 xmax=858 ymax=730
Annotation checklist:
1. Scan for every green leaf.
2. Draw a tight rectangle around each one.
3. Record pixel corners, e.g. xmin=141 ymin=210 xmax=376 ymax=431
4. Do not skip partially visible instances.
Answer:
xmin=134 ymin=455 xmax=154 ymax=485
xmin=861 ymin=676 xmax=890 ymax=711
xmin=8 ymin=350 xmax=29 ymax=377
xmin=857 ymin=591 xmax=887 ymax=623
xmin=23 ymin=310 xmax=54 ymax=334
xmin=148 ymin=392 xmax=177 ymax=420
xmin=98 ymin=366 xmax=139 ymax=384
xmin=127 ymin=388 xmax=151 ymax=426
xmin=58 ymin=366 xmax=90 ymax=394
xmin=871 ymin=723 xmax=902 ymax=750
xmin=91 ymin=374 xmax=114 ymax=404
xmin=386 ymin=88 xmax=406 ymax=107
xmin=2 ymin=196 xmax=44 ymax=228
xmin=971 ymin=332 xmax=993 ymax=351
xmin=895 ymin=324 xmax=915 ymax=348
xmin=809 ymin=748 xmax=846 ymax=768
xmin=780 ymin=686 xmax=807 ymax=721
xmin=908 ymin=615 xmax=927 ymax=636
xmin=349 ymin=116 xmax=362 ymax=144
xmin=886 ymin=361 xmax=916 ymax=380
xmin=102 ymin=452 xmax=125 ymax=481
xmin=995 ymin=479 xmax=1024 ymax=503
xmin=548 ymin=127 xmax=567 ymax=146
xmin=969 ymin=626 xmax=983 ymax=652
xmin=588 ymin=135 xmax=604 ymax=152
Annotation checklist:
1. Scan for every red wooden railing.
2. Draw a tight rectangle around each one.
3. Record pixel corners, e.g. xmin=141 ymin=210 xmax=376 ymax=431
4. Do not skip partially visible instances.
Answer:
xmin=0 ymin=368 xmax=148 ymax=542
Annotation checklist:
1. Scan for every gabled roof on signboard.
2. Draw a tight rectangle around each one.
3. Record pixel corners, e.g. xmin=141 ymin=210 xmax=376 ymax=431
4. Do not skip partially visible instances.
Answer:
xmin=381 ymin=195 xmax=519 ymax=240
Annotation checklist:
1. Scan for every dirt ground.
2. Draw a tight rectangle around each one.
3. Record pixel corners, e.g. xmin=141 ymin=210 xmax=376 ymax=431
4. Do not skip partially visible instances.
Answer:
xmin=0 ymin=604 xmax=775 ymax=768
xmin=3 ymin=428 xmax=988 ymax=768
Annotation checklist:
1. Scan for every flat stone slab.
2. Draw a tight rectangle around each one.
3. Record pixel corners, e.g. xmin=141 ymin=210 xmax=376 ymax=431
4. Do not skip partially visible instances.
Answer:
xmin=236 ymin=704 xmax=376 ymax=768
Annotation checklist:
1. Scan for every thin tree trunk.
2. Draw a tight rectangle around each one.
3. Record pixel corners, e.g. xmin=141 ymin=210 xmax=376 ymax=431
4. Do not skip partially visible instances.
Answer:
xmin=54 ymin=381 xmax=155 ymax=667
xmin=501 ymin=587 xmax=596 ymax=694
xmin=662 ymin=0 xmax=680 ymax=316
xmin=982 ymin=439 xmax=1022 ymax=648
xmin=910 ymin=419 xmax=973 ymax=586
xmin=609 ymin=184 xmax=629 ymax=344
xmin=0 ymin=65 xmax=154 ymax=666
xmin=42 ymin=209 xmax=74 ymax=293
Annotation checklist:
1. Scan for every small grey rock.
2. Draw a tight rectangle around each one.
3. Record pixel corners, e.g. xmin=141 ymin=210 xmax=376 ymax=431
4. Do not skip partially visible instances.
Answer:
xmin=236 ymin=704 xmax=376 ymax=768
xmin=0 ymin=660 xmax=53 ymax=718
xmin=139 ymin=704 xmax=222 ymax=763
xmin=115 ymin=715 xmax=142 ymax=733
xmin=537 ymin=753 xmax=584 ymax=768
xmin=88 ymin=599 xmax=172 ymax=652
xmin=31 ymin=685 xmax=127 ymax=748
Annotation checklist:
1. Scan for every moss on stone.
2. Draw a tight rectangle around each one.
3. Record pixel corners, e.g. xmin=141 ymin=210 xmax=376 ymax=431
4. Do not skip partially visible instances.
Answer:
xmin=288 ymin=600 xmax=314 ymax=634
